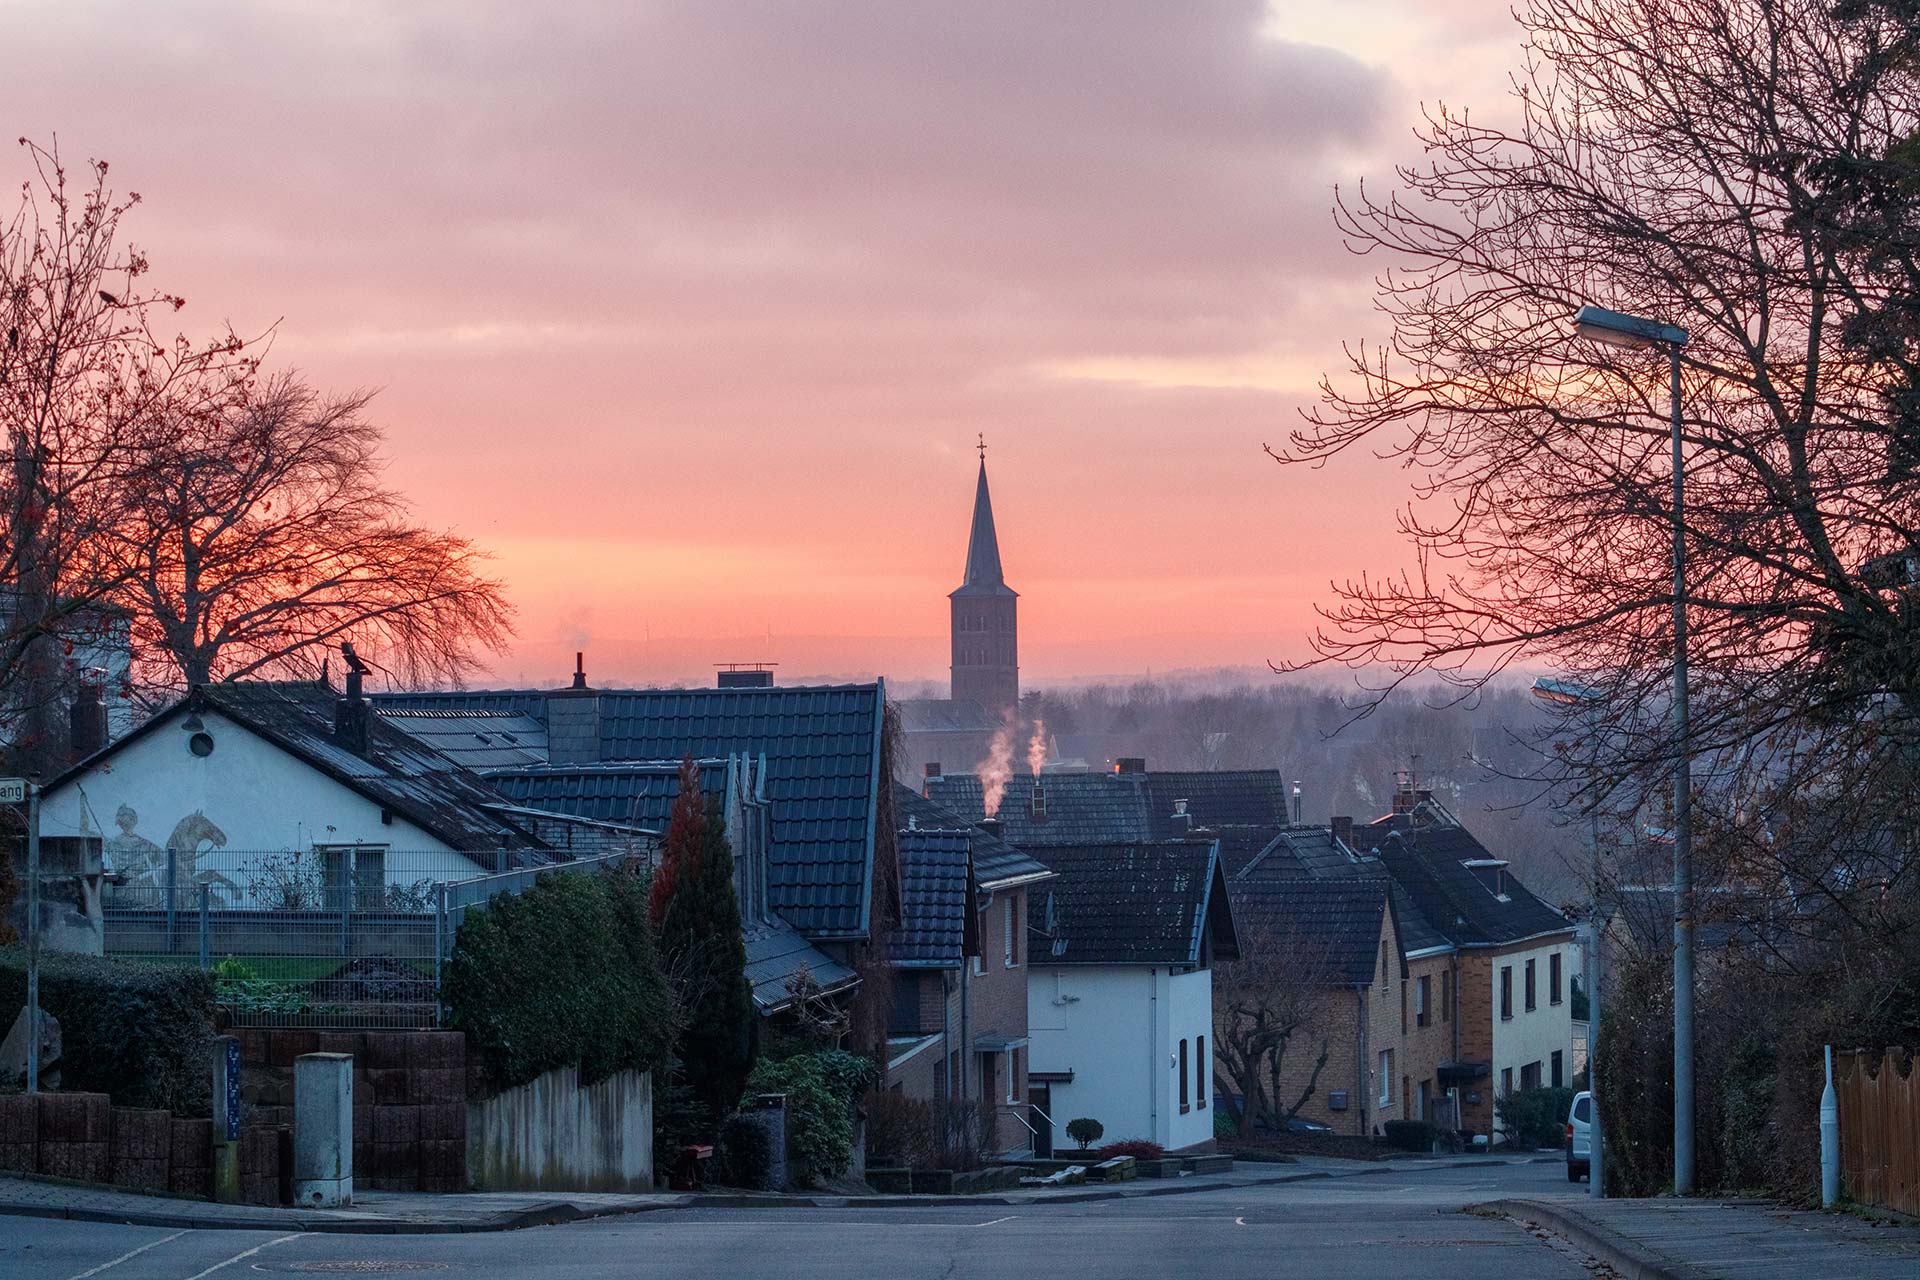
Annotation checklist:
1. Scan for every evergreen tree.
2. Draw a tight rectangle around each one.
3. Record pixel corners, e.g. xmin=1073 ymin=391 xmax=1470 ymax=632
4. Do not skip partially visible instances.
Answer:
xmin=653 ymin=757 xmax=758 ymax=1122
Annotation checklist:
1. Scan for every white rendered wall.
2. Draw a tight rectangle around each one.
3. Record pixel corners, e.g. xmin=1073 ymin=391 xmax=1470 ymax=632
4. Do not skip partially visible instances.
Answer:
xmin=1490 ymin=937 xmax=1575 ymax=1130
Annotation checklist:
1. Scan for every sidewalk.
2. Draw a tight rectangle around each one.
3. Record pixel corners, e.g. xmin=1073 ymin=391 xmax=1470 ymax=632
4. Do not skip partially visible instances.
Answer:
xmin=1486 ymin=1194 xmax=1920 ymax=1280
xmin=0 ymin=1153 xmax=1544 ymax=1234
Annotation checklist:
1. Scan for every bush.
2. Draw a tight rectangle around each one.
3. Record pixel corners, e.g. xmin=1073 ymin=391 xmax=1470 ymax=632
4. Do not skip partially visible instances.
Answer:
xmin=1214 ymin=1107 xmax=1238 ymax=1141
xmin=1093 ymin=1139 xmax=1164 ymax=1161
xmin=1493 ymin=1087 xmax=1575 ymax=1151
xmin=212 ymin=957 xmax=305 ymax=1016
xmin=746 ymin=1049 xmax=877 ymax=1184
xmin=1382 ymin=1119 xmax=1439 ymax=1152
xmin=0 ymin=947 xmax=214 ymax=1112
xmin=863 ymin=1092 xmax=989 ymax=1172
xmin=441 ymin=867 xmax=671 ymax=1093
xmin=1065 ymin=1117 xmax=1104 ymax=1150
xmin=714 ymin=1110 xmax=776 ymax=1189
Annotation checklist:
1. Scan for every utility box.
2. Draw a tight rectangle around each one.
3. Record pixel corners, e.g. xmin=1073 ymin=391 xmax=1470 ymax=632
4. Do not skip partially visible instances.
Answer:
xmin=293 ymin=1052 xmax=353 ymax=1207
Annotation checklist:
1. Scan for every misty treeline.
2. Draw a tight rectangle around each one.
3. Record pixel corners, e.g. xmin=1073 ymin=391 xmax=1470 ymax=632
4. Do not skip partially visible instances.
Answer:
xmin=1270 ymin=0 xmax=1919 ymax=1196
xmin=0 ymin=139 xmax=511 ymax=775
xmin=1021 ymin=677 xmax=1590 ymax=901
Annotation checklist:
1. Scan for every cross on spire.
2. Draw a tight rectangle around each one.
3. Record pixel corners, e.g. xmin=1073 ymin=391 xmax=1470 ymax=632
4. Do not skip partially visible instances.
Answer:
xmin=977 ymin=432 xmax=987 ymax=461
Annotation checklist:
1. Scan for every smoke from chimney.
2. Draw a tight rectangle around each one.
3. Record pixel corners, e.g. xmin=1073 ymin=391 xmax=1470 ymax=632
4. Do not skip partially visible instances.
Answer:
xmin=976 ymin=719 xmax=1017 ymax=817
xmin=1026 ymin=718 xmax=1047 ymax=778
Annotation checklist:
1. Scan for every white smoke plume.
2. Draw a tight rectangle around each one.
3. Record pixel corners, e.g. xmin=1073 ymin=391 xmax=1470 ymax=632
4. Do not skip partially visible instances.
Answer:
xmin=977 ymin=719 xmax=1017 ymax=817
xmin=1026 ymin=718 xmax=1047 ymax=779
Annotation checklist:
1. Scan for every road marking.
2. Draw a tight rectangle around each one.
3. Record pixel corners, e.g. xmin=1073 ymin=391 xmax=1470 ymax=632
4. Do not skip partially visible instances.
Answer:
xmin=973 ymin=1216 xmax=1016 ymax=1227
xmin=1234 ymin=1216 xmax=1248 ymax=1226
xmin=62 ymin=1230 xmax=188 ymax=1280
xmin=181 ymin=1232 xmax=302 ymax=1280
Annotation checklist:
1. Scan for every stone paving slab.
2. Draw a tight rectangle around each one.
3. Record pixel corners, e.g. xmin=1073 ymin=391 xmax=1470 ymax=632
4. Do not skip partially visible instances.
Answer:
xmin=1489 ymin=1194 xmax=1920 ymax=1280
xmin=0 ymin=1154 xmax=1551 ymax=1234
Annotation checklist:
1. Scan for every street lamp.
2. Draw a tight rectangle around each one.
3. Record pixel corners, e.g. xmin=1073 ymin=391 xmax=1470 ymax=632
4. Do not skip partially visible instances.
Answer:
xmin=1532 ymin=675 xmax=1607 ymax=1200
xmin=1573 ymin=303 xmax=1696 ymax=1195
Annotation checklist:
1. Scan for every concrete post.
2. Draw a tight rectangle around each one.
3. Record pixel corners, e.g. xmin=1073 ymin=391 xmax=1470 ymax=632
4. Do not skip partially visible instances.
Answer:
xmin=1820 ymin=1045 xmax=1840 ymax=1208
xmin=293 ymin=1052 xmax=354 ymax=1207
xmin=211 ymin=1035 xmax=242 ymax=1204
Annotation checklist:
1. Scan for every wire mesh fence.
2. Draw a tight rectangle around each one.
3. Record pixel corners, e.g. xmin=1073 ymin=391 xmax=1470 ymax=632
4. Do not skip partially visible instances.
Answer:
xmin=101 ymin=847 xmax=647 ymax=1029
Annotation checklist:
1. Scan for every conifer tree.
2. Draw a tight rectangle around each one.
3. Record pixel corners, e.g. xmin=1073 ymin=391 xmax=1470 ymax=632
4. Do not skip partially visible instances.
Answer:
xmin=652 ymin=757 xmax=758 ymax=1121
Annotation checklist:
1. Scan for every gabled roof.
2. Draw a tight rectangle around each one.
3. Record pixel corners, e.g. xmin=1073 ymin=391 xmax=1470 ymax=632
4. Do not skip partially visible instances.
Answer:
xmin=51 ymin=681 xmax=537 ymax=855
xmin=376 ymin=709 xmax=549 ymax=769
xmin=951 ymin=460 xmax=1016 ymax=599
xmin=892 ymin=783 xmax=1051 ymax=889
xmin=744 ymin=916 xmax=860 ymax=1014
xmin=378 ymin=682 xmax=888 ymax=938
xmin=1224 ymin=877 xmax=1393 ymax=986
xmin=1033 ymin=841 xmax=1239 ymax=966
xmin=892 ymin=828 xmax=974 ymax=969
xmin=922 ymin=768 xmax=1291 ymax=848
xmin=1208 ymin=824 xmax=1295 ymax=878
xmin=1375 ymin=825 xmax=1571 ymax=948
xmin=483 ymin=760 xmax=731 ymax=829
xmin=1142 ymin=772 xmax=1290 ymax=836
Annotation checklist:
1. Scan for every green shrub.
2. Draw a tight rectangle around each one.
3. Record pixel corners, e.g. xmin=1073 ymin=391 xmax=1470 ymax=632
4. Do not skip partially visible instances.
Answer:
xmin=0 ymin=947 xmax=214 ymax=1112
xmin=1214 ymin=1107 xmax=1238 ymax=1141
xmin=211 ymin=957 xmax=306 ymax=1016
xmin=1382 ymin=1119 xmax=1439 ymax=1152
xmin=715 ymin=1110 xmax=775 ymax=1189
xmin=746 ymin=1049 xmax=877 ymax=1184
xmin=1065 ymin=1117 xmax=1104 ymax=1150
xmin=1493 ymin=1086 xmax=1576 ymax=1150
xmin=441 ymin=867 xmax=670 ymax=1094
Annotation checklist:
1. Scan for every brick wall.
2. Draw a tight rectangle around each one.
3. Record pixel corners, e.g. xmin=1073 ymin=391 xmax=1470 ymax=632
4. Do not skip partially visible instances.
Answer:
xmin=1455 ymin=952 xmax=1495 ymax=1134
xmin=1401 ymin=952 xmax=1458 ymax=1129
xmin=1264 ymin=987 xmax=1366 ymax=1136
xmin=1364 ymin=909 xmax=1406 ymax=1133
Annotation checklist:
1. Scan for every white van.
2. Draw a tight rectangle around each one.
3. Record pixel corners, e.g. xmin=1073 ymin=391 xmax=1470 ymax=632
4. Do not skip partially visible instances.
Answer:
xmin=1565 ymin=1091 xmax=1593 ymax=1182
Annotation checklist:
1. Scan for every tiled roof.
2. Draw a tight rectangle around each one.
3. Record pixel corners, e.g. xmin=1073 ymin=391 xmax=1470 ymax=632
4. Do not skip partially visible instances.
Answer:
xmin=1376 ymin=826 xmax=1572 ymax=947
xmin=56 ymin=681 xmax=538 ymax=855
xmin=373 ymin=689 xmax=549 ymax=719
xmin=1208 ymin=824 xmax=1294 ymax=878
xmin=1143 ymin=772 xmax=1290 ymax=836
xmin=922 ymin=768 xmax=1290 ymax=848
xmin=378 ymin=682 xmax=887 ymax=938
xmin=744 ymin=916 xmax=859 ymax=1013
xmin=892 ymin=784 xmax=1051 ymax=888
xmin=484 ymin=760 xmax=730 ymax=829
xmin=892 ymin=828 xmax=973 ymax=968
xmin=376 ymin=709 xmax=549 ymax=769
xmin=1032 ymin=841 xmax=1238 ymax=967
xmin=1224 ymin=877 xmax=1391 ymax=986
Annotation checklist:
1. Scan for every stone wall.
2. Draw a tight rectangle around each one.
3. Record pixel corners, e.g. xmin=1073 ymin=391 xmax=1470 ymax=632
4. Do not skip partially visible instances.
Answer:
xmin=0 ymin=1092 xmax=283 ymax=1204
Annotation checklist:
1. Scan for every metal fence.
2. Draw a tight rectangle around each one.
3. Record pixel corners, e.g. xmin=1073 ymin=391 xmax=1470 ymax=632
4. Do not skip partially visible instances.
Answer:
xmin=101 ymin=847 xmax=646 ymax=1029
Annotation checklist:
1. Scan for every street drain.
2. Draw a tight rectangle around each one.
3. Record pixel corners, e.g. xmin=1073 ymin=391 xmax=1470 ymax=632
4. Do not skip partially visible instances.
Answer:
xmin=255 ymin=1264 xmax=448 ymax=1274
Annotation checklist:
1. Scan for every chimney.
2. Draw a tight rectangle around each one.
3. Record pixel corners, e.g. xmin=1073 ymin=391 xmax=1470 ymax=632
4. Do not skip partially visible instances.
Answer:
xmin=333 ymin=642 xmax=372 ymax=755
xmin=69 ymin=676 xmax=107 ymax=761
xmin=1169 ymin=797 xmax=1193 ymax=834
xmin=925 ymin=761 xmax=943 ymax=780
xmin=1291 ymin=780 xmax=1303 ymax=826
xmin=1391 ymin=769 xmax=1418 ymax=814
xmin=1029 ymin=780 xmax=1047 ymax=823
xmin=978 ymin=816 xmax=1003 ymax=842
xmin=1115 ymin=756 xmax=1147 ymax=775
xmin=717 ymin=663 xmax=776 ymax=688
xmin=570 ymin=651 xmax=588 ymax=690
xmin=1331 ymin=815 xmax=1354 ymax=849
xmin=547 ymin=654 xmax=601 ymax=765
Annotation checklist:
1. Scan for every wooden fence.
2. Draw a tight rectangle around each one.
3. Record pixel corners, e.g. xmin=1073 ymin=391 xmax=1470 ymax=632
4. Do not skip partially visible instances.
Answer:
xmin=1836 ymin=1047 xmax=1918 ymax=1218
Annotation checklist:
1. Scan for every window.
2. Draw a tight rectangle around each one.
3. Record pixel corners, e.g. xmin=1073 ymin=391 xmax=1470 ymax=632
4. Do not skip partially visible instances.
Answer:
xmin=1500 ymin=966 xmax=1513 ymax=1020
xmin=1008 ymin=1047 xmax=1021 ymax=1104
xmin=1004 ymin=896 xmax=1021 ymax=967
xmin=1521 ymin=1061 xmax=1542 ymax=1091
xmin=1551 ymin=1050 xmax=1564 ymax=1089
xmin=1525 ymin=958 xmax=1537 ymax=1012
xmin=1197 ymin=1036 xmax=1207 ymax=1109
xmin=1416 ymin=975 xmax=1430 ymax=1028
xmin=1441 ymin=970 xmax=1451 ymax=1022
xmin=1418 ymin=1079 xmax=1431 ymax=1121
xmin=1500 ymin=1066 xmax=1513 ymax=1096
xmin=1550 ymin=952 xmax=1563 ymax=1005
xmin=1179 ymin=1038 xmax=1191 ymax=1113
xmin=1379 ymin=940 xmax=1389 ymax=988
xmin=1378 ymin=1050 xmax=1394 ymax=1106
xmin=1573 ymin=1095 xmax=1592 ymax=1123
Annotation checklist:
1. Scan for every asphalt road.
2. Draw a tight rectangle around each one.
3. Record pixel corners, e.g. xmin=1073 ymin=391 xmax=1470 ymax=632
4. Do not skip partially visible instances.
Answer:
xmin=0 ymin=1161 xmax=1597 ymax=1280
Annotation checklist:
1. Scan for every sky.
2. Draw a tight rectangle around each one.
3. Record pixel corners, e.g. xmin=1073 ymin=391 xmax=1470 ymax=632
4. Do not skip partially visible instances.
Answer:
xmin=10 ymin=1 xmax=1528 ymax=688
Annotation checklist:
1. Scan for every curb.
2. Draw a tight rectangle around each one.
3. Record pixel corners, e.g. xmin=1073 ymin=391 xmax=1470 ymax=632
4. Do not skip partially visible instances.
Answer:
xmin=1477 ymin=1198 xmax=1713 ymax=1280
xmin=0 ymin=1155 xmax=1553 ymax=1235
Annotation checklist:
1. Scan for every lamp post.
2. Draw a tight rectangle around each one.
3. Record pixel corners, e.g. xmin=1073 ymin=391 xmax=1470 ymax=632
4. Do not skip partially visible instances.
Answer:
xmin=1573 ymin=303 xmax=1695 ymax=1195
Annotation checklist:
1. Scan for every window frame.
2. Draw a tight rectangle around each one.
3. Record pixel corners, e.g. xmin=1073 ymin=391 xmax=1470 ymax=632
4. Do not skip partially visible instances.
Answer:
xmin=1525 ymin=958 xmax=1538 ymax=1012
xmin=1500 ymin=965 xmax=1514 ymax=1020
xmin=1179 ymin=1038 xmax=1191 ymax=1114
xmin=1549 ymin=952 xmax=1563 ymax=1006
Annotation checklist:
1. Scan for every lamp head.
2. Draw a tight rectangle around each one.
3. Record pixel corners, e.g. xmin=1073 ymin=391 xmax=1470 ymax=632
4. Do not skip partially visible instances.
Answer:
xmin=1575 ymin=304 xmax=1689 ymax=350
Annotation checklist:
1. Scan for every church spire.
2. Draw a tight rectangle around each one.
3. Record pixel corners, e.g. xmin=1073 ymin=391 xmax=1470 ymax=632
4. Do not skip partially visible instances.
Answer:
xmin=954 ymin=452 xmax=1015 ymax=598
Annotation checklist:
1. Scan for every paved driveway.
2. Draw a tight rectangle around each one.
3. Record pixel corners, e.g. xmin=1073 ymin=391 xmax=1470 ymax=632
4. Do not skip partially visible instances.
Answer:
xmin=1 ymin=1161 xmax=1593 ymax=1280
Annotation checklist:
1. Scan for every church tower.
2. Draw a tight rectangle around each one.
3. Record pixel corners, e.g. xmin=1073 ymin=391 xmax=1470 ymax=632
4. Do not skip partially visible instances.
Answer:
xmin=950 ymin=448 xmax=1019 ymax=719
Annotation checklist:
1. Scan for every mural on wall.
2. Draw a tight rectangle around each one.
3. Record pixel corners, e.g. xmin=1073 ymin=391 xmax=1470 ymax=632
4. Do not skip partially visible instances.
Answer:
xmin=104 ymin=805 xmax=238 ymax=904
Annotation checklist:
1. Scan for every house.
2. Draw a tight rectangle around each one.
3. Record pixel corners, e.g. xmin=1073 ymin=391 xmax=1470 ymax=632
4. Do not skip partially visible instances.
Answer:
xmin=888 ymin=784 xmax=1053 ymax=1153
xmin=922 ymin=761 xmax=1290 ymax=848
xmin=1219 ymin=877 xmax=1404 ymax=1138
xmin=1026 ymin=841 xmax=1239 ymax=1155
xmin=34 ymin=673 xmax=612 ymax=908
xmin=375 ymin=666 xmax=892 ymax=1020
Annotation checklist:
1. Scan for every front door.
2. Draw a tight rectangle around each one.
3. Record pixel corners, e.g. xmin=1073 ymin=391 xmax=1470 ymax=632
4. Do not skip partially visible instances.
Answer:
xmin=979 ymin=1053 xmax=999 ymax=1150
xmin=1030 ymin=1083 xmax=1053 ymax=1158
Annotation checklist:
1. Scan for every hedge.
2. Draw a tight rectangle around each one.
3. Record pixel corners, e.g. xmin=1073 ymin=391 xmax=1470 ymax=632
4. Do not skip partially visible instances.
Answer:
xmin=1382 ymin=1119 xmax=1438 ymax=1152
xmin=0 ymin=947 xmax=216 ymax=1113
xmin=1493 ymin=1086 xmax=1576 ymax=1151
xmin=746 ymin=1049 xmax=877 ymax=1184
xmin=441 ymin=867 xmax=671 ymax=1094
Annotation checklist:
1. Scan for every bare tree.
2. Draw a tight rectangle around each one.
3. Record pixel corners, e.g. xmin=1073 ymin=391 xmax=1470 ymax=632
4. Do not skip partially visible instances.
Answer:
xmin=1212 ymin=914 xmax=1343 ymax=1136
xmin=105 ymin=372 xmax=513 ymax=697
xmin=1269 ymin=0 xmax=1920 ymax=919
xmin=1 ymin=139 xmax=256 ymax=771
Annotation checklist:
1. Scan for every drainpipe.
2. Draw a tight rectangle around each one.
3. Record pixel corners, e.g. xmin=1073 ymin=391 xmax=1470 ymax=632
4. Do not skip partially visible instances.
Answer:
xmin=1356 ymin=987 xmax=1368 ymax=1139
xmin=1451 ymin=951 xmax=1463 ymax=1132
xmin=960 ymin=961 xmax=972 ymax=1106
xmin=1149 ymin=969 xmax=1160 ymax=1145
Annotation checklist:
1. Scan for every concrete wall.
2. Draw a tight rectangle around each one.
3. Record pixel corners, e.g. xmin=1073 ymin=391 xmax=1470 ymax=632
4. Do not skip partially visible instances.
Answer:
xmin=1028 ymin=962 xmax=1214 ymax=1153
xmin=468 ymin=1065 xmax=652 ymax=1192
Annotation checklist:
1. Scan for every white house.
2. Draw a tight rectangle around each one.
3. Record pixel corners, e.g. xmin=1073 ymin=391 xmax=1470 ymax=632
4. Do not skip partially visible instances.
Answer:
xmin=37 ymin=670 xmax=602 ymax=908
xmin=1026 ymin=841 xmax=1239 ymax=1155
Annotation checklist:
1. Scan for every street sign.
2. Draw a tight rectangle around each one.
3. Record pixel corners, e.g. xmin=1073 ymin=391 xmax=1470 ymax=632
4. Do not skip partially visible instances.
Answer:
xmin=0 ymin=777 xmax=26 ymax=804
